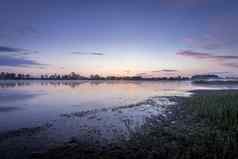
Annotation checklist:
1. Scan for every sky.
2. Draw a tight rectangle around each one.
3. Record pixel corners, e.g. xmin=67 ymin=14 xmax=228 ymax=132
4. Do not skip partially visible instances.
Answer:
xmin=0 ymin=0 xmax=238 ymax=77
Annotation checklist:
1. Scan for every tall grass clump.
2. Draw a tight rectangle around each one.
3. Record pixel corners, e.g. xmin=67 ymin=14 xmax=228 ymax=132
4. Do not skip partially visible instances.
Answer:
xmin=187 ymin=92 xmax=238 ymax=130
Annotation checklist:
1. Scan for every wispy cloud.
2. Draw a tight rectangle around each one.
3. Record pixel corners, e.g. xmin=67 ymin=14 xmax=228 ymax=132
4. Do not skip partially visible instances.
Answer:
xmin=208 ymin=71 xmax=230 ymax=75
xmin=136 ymin=73 xmax=150 ymax=77
xmin=91 ymin=52 xmax=104 ymax=56
xmin=152 ymin=69 xmax=178 ymax=73
xmin=0 ymin=45 xmax=38 ymax=55
xmin=136 ymin=69 xmax=178 ymax=77
xmin=0 ymin=55 xmax=44 ymax=67
xmin=183 ymin=36 xmax=226 ymax=50
xmin=177 ymin=50 xmax=238 ymax=68
xmin=0 ymin=45 xmax=44 ymax=67
xmin=0 ymin=46 xmax=24 ymax=52
xmin=72 ymin=52 xmax=104 ymax=56
xmin=224 ymin=63 xmax=238 ymax=68
xmin=177 ymin=50 xmax=238 ymax=60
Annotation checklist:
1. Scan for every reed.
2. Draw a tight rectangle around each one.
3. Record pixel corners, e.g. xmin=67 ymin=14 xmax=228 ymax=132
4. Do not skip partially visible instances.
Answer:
xmin=187 ymin=92 xmax=238 ymax=130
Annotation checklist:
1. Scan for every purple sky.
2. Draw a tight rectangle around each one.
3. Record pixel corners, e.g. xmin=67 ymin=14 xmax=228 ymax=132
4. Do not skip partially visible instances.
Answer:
xmin=0 ymin=0 xmax=238 ymax=77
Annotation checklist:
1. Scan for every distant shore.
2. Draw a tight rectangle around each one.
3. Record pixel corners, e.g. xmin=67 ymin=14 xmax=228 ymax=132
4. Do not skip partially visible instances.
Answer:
xmin=0 ymin=72 xmax=189 ymax=81
xmin=0 ymin=78 xmax=190 ymax=81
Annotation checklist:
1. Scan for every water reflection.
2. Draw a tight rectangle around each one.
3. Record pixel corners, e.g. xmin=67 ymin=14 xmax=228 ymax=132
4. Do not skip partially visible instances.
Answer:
xmin=0 ymin=80 xmax=238 ymax=132
xmin=0 ymin=92 xmax=41 ymax=103
xmin=0 ymin=81 xmax=31 ymax=88
xmin=0 ymin=80 xmax=135 ymax=88
xmin=0 ymin=80 xmax=88 ymax=88
xmin=0 ymin=80 xmax=190 ymax=89
xmin=0 ymin=80 xmax=238 ymax=157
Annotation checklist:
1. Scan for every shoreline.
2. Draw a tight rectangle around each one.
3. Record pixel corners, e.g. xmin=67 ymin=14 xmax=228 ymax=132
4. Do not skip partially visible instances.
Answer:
xmin=1 ymin=89 xmax=238 ymax=159
xmin=33 ymin=89 xmax=238 ymax=159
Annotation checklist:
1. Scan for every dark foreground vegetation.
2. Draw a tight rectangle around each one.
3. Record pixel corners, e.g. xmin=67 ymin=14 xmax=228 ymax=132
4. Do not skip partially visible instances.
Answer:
xmin=33 ymin=90 xmax=238 ymax=159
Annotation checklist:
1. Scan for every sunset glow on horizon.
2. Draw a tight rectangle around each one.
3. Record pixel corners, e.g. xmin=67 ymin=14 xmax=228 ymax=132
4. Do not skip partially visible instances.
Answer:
xmin=0 ymin=0 xmax=238 ymax=77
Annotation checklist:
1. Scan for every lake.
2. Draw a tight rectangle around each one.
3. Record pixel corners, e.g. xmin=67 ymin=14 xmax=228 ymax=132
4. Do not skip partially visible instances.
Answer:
xmin=0 ymin=80 xmax=238 ymax=154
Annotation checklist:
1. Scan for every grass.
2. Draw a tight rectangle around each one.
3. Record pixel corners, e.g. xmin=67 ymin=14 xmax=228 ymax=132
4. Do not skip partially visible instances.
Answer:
xmin=186 ymin=92 xmax=238 ymax=130
xmin=34 ymin=90 xmax=238 ymax=159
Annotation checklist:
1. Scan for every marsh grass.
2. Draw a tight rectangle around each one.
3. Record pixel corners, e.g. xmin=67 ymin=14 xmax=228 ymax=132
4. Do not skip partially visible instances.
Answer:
xmin=187 ymin=92 xmax=238 ymax=130
xmin=119 ymin=92 xmax=238 ymax=159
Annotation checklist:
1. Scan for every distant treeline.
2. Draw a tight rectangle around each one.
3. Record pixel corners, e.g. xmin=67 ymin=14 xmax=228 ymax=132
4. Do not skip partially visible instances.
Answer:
xmin=0 ymin=72 xmax=190 ymax=81
xmin=0 ymin=72 xmax=31 ymax=80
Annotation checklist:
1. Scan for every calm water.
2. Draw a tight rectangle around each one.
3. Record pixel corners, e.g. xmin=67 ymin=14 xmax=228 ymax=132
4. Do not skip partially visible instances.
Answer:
xmin=0 ymin=81 xmax=238 ymax=158
xmin=0 ymin=80 xmax=238 ymax=152
xmin=0 ymin=80 xmax=237 ymax=132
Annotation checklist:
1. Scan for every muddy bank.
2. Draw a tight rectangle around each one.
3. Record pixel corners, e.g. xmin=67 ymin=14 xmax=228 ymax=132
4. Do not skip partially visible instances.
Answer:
xmin=30 ymin=96 xmax=187 ymax=159
xmin=0 ymin=96 xmax=178 ymax=159
xmin=30 ymin=97 xmax=187 ymax=159
xmin=41 ymin=96 xmax=176 ymax=144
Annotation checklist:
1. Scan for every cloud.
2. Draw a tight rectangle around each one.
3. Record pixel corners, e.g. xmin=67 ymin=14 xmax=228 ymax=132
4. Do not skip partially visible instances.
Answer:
xmin=152 ymin=69 xmax=178 ymax=73
xmin=0 ymin=45 xmax=44 ymax=68
xmin=183 ymin=36 xmax=226 ymax=50
xmin=224 ymin=63 xmax=238 ymax=68
xmin=136 ymin=73 xmax=149 ymax=77
xmin=207 ymin=71 xmax=230 ymax=75
xmin=72 ymin=52 xmax=104 ymax=56
xmin=0 ymin=46 xmax=24 ymax=52
xmin=0 ymin=55 xmax=45 ymax=67
xmin=91 ymin=52 xmax=104 ymax=56
xmin=0 ymin=45 xmax=37 ymax=55
xmin=177 ymin=51 xmax=211 ymax=59
xmin=136 ymin=69 xmax=178 ymax=77
xmin=177 ymin=50 xmax=238 ymax=68
xmin=177 ymin=50 xmax=238 ymax=60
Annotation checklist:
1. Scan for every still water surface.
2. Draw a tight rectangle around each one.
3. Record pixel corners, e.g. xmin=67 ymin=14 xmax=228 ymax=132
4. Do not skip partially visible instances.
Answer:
xmin=0 ymin=80 xmax=236 ymax=133
xmin=1 ymin=80 xmax=238 ymax=157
